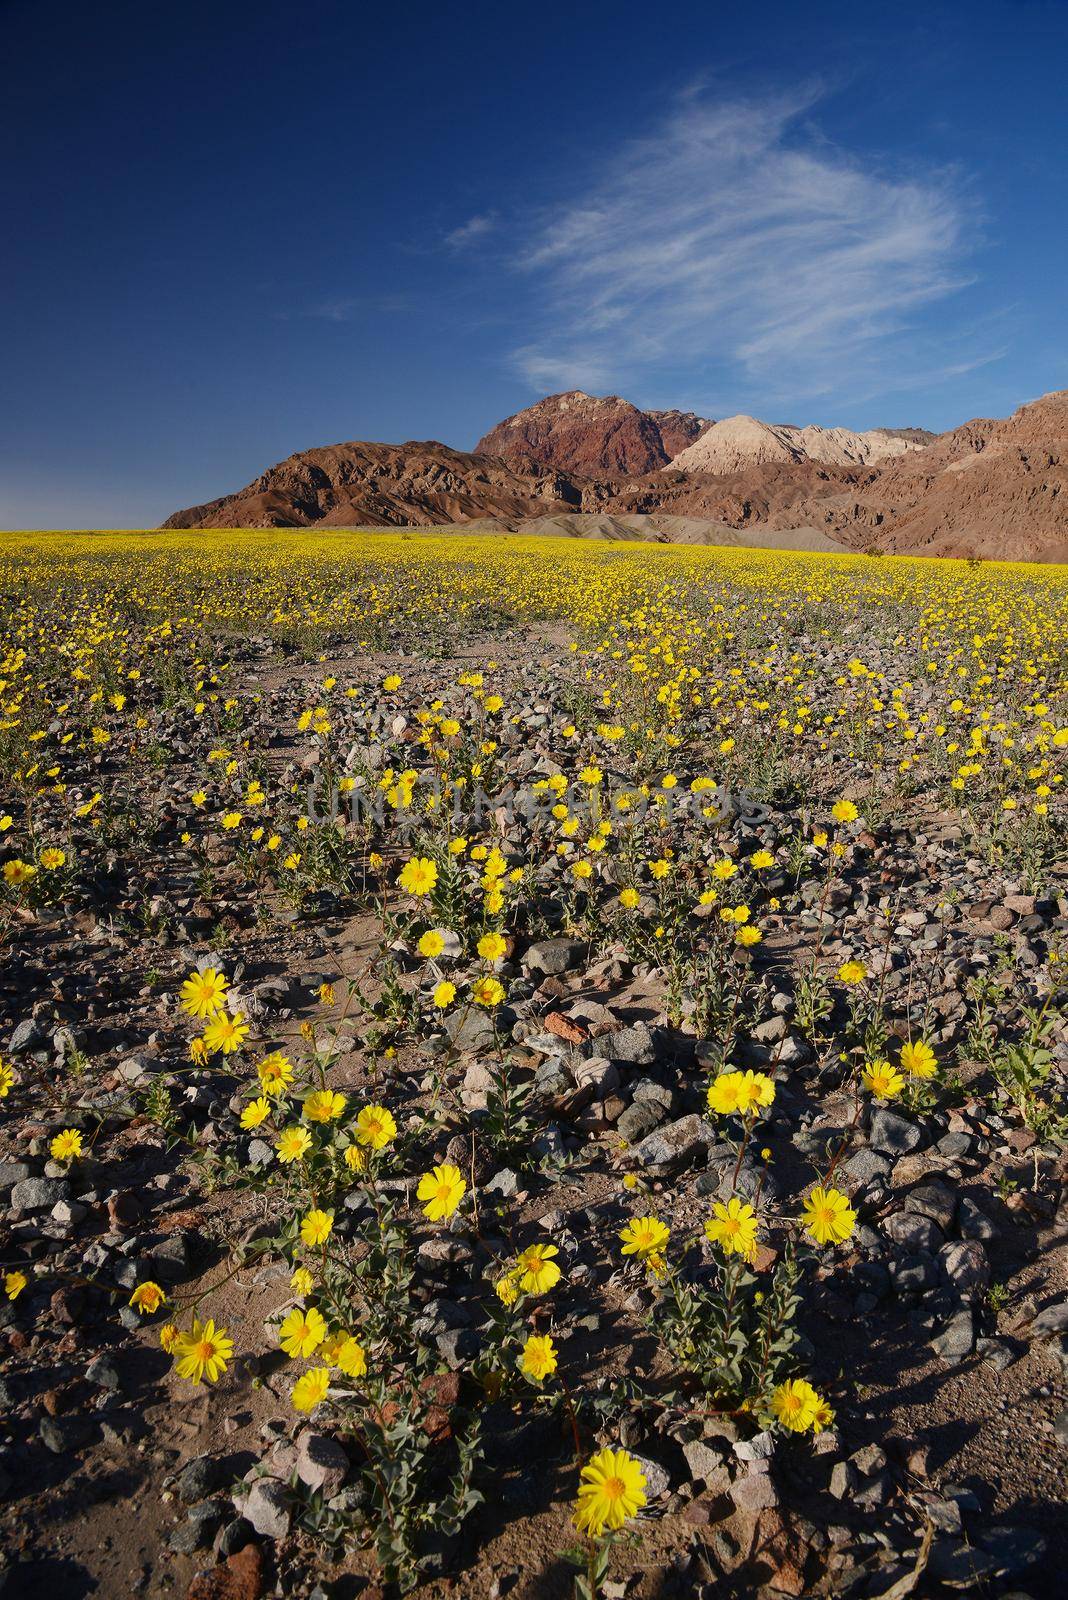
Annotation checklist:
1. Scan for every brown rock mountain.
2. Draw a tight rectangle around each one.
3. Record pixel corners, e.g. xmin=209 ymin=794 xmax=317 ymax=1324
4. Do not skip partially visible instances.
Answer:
xmin=162 ymin=440 xmax=595 ymax=530
xmin=164 ymin=388 xmax=1068 ymax=562
xmin=474 ymin=390 xmax=711 ymax=475
xmin=818 ymin=389 xmax=1068 ymax=560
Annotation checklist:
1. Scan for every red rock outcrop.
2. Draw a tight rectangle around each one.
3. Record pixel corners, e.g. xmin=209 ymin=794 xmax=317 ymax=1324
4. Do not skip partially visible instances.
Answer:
xmin=474 ymin=391 xmax=711 ymax=476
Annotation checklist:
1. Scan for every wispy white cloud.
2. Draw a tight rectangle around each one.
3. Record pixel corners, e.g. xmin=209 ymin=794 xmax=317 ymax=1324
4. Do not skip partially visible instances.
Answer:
xmin=445 ymin=212 xmax=498 ymax=250
xmin=512 ymin=90 xmax=986 ymax=405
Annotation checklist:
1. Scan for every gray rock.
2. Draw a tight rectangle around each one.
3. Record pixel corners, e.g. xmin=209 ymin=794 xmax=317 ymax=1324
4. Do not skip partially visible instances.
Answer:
xmin=8 ymin=1019 xmax=44 ymax=1055
xmin=142 ymin=1234 xmax=191 ymax=1284
xmin=571 ymin=1056 xmax=619 ymax=1099
xmin=854 ymin=1469 xmax=894 ymax=1508
xmin=851 ymin=1444 xmax=887 ymax=1475
xmin=939 ymin=1241 xmax=989 ymax=1298
xmin=977 ymin=1524 xmax=1048 ymax=1575
xmin=216 ymin=1516 xmax=255 ymax=1558
xmin=932 ymin=1308 xmax=974 ymax=1362
xmin=534 ymin=1125 xmax=565 ymax=1162
xmin=85 ymin=1354 xmax=122 ymax=1392
xmin=447 ymin=1009 xmax=498 ymax=1053
xmin=776 ymin=1034 xmax=812 ymax=1067
xmin=295 ymin=1429 xmax=348 ymax=1497
xmin=436 ymin=1328 xmax=481 ymax=1368
xmin=241 ymin=1476 xmax=291 ymax=1539
xmin=605 ymin=1022 xmax=658 ymax=1066
xmin=681 ymin=1439 xmax=728 ymax=1483
xmin=870 ymin=1108 xmax=923 ymax=1155
xmin=169 ymin=1498 xmax=228 ymax=1552
xmin=840 ymin=1147 xmax=892 ymax=1187
xmin=906 ymin=1183 xmax=957 ymax=1232
xmin=733 ymin=1430 xmax=774 ymax=1462
xmin=630 ymin=1078 xmax=676 ymax=1113
xmin=976 ymin=1336 xmax=1017 ymax=1371
xmin=10 ymin=1177 xmax=70 ymax=1215
xmin=927 ymin=1539 xmax=998 ymax=1586
xmin=885 ymin=1212 xmax=944 ymax=1255
xmin=483 ymin=1168 xmax=519 ymax=1199
xmin=460 ymin=1059 xmax=495 ymax=1108
xmin=522 ymin=938 xmax=585 ymax=976
xmin=889 ymin=1252 xmax=938 ymax=1294
xmin=730 ymin=1472 xmax=778 ymax=1512
xmin=616 ymin=1099 xmax=666 ymax=1143
xmin=39 ymin=1415 xmax=94 ymax=1453
xmin=176 ymin=1453 xmax=225 ymax=1504
xmin=1031 ymin=1298 xmax=1068 ymax=1338
xmin=634 ymin=1113 xmax=711 ymax=1173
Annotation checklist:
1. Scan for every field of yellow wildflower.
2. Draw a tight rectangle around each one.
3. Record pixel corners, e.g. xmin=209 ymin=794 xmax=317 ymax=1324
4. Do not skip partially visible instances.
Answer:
xmin=1 ymin=530 xmax=1066 ymax=1600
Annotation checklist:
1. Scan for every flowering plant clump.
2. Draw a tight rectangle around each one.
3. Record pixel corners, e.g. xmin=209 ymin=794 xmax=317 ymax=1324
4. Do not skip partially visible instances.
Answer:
xmin=0 ymin=531 xmax=1064 ymax=1597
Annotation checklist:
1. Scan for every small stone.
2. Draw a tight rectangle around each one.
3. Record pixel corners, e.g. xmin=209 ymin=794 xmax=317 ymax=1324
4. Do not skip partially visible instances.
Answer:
xmin=939 ymin=1240 xmax=989 ymax=1298
xmin=976 ymin=1336 xmax=1017 ymax=1371
xmin=170 ymin=1499 xmax=228 ymax=1553
xmin=85 ymin=1354 xmax=122 ymax=1392
xmin=730 ymin=1472 xmax=778 ymax=1512
xmin=604 ymin=1022 xmax=657 ymax=1066
xmin=733 ymin=1430 xmax=775 ymax=1462
xmin=634 ymin=1113 xmax=710 ymax=1173
xmin=850 ymin=1443 xmax=887 ymax=1476
xmin=976 ymin=1523 xmax=1048 ymax=1575
xmin=8 ymin=1019 xmax=44 ymax=1055
xmin=958 ymin=1197 xmax=996 ymax=1240
xmin=616 ymin=1100 xmax=665 ymax=1142
xmin=1031 ymin=1298 xmax=1068 ymax=1338
xmin=932 ymin=1308 xmax=974 ymax=1362
xmin=448 ymin=1009 xmax=497 ymax=1054
xmin=885 ymin=1212 xmax=944 ymax=1254
xmin=870 ymin=1108 xmax=923 ymax=1155
xmin=906 ymin=1183 xmax=957 ymax=1232
xmin=240 ymin=1478 xmax=291 ymax=1539
xmin=10 ymin=1177 xmax=70 ymax=1215
xmin=294 ymin=1430 xmax=348 ymax=1497
xmin=572 ymin=1056 xmax=620 ymax=1099
xmin=177 ymin=1454 xmax=226 ymax=1504
xmin=483 ymin=1168 xmax=519 ymax=1199
xmin=522 ymin=938 xmax=584 ymax=976
xmin=682 ymin=1439 xmax=728 ymax=1482
xmin=39 ymin=1415 xmax=93 ymax=1453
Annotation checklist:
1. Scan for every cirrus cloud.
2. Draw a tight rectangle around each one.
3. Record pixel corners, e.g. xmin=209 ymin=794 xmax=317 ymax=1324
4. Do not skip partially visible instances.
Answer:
xmin=511 ymin=89 xmax=986 ymax=406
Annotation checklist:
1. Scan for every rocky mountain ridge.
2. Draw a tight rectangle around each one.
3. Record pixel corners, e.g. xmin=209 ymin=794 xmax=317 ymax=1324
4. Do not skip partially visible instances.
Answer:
xmin=163 ymin=388 xmax=1068 ymax=562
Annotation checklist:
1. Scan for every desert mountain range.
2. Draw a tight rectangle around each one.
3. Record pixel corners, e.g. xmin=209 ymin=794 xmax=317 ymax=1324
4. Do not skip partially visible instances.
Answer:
xmin=164 ymin=388 xmax=1068 ymax=562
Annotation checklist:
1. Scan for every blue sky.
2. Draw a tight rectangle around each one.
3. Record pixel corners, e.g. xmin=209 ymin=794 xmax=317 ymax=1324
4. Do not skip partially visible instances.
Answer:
xmin=2 ymin=0 xmax=1067 ymax=527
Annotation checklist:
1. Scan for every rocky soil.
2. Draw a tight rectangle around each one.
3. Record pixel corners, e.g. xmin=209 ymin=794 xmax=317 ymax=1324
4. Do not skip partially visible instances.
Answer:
xmin=1 ymin=545 xmax=1066 ymax=1600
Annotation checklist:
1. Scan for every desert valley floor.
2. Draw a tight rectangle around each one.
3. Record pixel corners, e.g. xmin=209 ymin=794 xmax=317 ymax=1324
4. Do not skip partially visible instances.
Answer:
xmin=0 ymin=531 xmax=1066 ymax=1600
